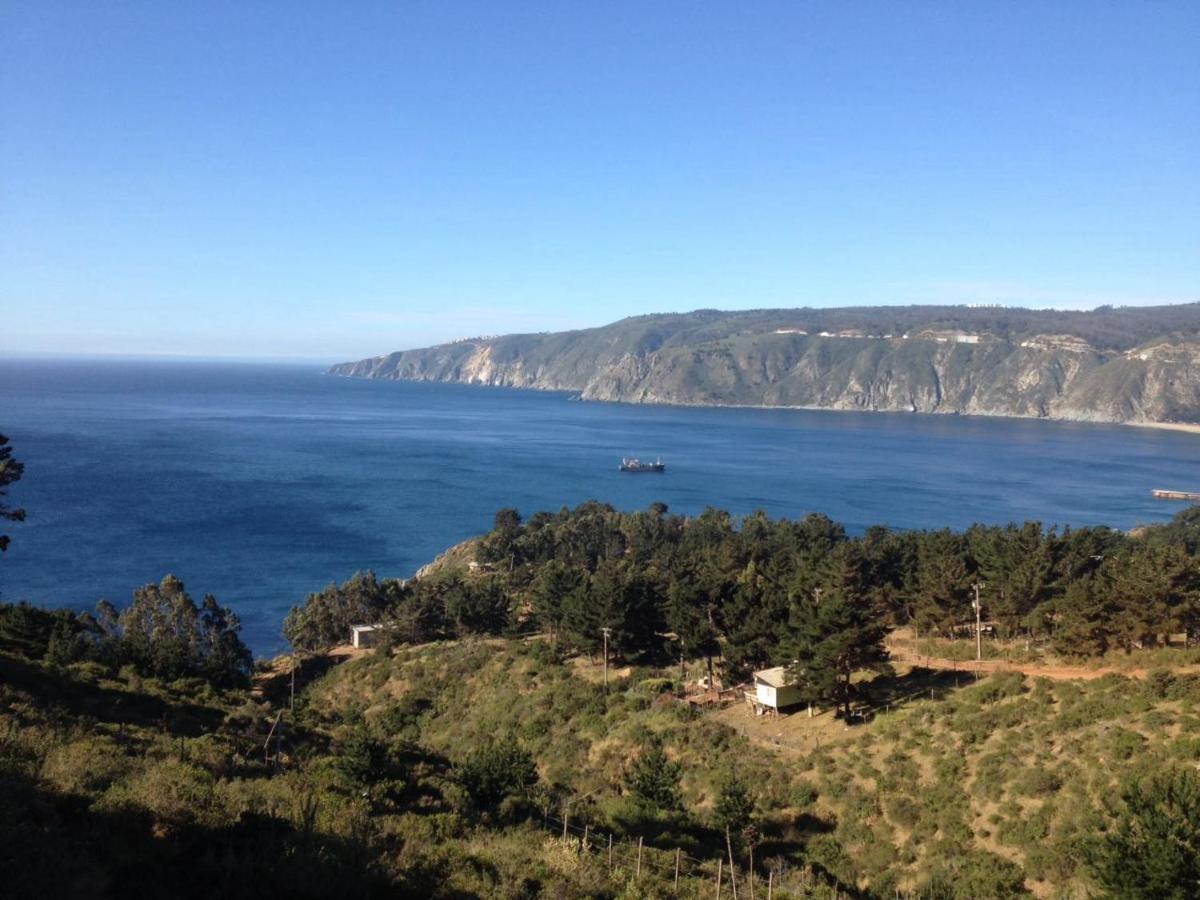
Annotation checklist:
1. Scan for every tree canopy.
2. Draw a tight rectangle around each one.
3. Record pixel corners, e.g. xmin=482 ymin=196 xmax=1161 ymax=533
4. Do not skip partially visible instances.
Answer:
xmin=0 ymin=433 xmax=24 ymax=555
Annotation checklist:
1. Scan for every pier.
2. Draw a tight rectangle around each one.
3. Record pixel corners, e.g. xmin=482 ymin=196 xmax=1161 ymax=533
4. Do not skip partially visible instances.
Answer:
xmin=1152 ymin=489 xmax=1200 ymax=502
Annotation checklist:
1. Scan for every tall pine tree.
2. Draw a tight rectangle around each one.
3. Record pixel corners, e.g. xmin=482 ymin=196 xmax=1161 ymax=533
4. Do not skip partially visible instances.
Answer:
xmin=782 ymin=572 xmax=889 ymax=720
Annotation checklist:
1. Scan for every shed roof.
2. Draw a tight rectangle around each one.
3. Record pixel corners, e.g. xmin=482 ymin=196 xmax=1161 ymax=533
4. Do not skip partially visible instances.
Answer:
xmin=754 ymin=666 xmax=791 ymax=688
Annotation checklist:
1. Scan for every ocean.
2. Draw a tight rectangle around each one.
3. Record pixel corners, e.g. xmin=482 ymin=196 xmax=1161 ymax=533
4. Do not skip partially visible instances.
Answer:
xmin=2 ymin=357 xmax=1196 ymax=655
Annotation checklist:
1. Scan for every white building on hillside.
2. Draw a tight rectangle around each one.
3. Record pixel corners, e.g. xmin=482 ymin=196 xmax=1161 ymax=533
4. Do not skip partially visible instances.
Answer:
xmin=748 ymin=666 xmax=804 ymax=714
xmin=350 ymin=624 xmax=384 ymax=649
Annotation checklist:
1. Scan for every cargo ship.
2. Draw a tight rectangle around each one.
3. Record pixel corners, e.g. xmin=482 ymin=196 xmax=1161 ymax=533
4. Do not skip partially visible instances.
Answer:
xmin=620 ymin=457 xmax=665 ymax=473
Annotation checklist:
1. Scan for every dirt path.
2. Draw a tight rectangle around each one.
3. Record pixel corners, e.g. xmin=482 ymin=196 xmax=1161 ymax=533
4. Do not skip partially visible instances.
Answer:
xmin=886 ymin=645 xmax=1200 ymax=682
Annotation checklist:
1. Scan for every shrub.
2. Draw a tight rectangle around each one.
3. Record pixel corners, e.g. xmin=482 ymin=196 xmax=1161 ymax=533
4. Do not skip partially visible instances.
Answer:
xmin=1146 ymin=668 xmax=1175 ymax=700
xmin=1013 ymin=766 xmax=1061 ymax=797
xmin=915 ymin=849 xmax=1030 ymax=898
xmin=626 ymin=740 xmax=681 ymax=813
xmin=457 ymin=735 xmax=538 ymax=814
xmin=1104 ymin=727 xmax=1146 ymax=762
xmin=886 ymin=795 xmax=920 ymax=829
xmin=791 ymin=780 xmax=818 ymax=807
xmin=1086 ymin=768 xmax=1200 ymax=898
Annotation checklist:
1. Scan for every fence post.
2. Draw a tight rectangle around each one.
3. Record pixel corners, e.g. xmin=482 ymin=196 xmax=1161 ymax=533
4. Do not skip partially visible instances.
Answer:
xmin=562 ymin=811 xmax=569 ymax=840
xmin=608 ymin=833 xmax=613 ymax=868
xmin=583 ymin=824 xmax=589 ymax=852
xmin=674 ymin=847 xmax=681 ymax=891
xmin=766 ymin=869 xmax=773 ymax=900
xmin=748 ymin=841 xmax=755 ymax=900
xmin=726 ymin=827 xmax=739 ymax=900
xmin=636 ymin=836 xmax=643 ymax=878
xmin=715 ymin=858 xmax=723 ymax=899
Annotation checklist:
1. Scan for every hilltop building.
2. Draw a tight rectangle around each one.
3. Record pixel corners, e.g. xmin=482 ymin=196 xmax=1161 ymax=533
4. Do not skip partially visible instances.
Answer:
xmin=747 ymin=666 xmax=804 ymax=715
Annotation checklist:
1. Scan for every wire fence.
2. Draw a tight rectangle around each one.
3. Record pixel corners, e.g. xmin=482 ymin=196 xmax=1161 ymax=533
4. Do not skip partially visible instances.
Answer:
xmin=536 ymin=810 xmax=842 ymax=897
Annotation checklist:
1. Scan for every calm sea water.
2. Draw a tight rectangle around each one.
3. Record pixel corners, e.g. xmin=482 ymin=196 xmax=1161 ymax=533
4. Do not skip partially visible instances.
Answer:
xmin=2 ymin=358 xmax=1197 ymax=655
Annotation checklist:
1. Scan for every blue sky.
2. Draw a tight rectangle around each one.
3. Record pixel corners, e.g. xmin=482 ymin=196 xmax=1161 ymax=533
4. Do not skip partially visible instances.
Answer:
xmin=2 ymin=2 xmax=1197 ymax=360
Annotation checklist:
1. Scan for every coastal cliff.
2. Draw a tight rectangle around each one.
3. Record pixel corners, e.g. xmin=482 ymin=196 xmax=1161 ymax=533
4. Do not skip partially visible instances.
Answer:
xmin=330 ymin=304 xmax=1200 ymax=425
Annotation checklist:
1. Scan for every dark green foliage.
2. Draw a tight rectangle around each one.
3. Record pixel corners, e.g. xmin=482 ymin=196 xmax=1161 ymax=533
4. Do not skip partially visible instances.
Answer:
xmin=43 ymin=613 xmax=90 ymax=667
xmin=967 ymin=521 xmax=1054 ymax=635
xmin=478 ymin=507 xmax=522 ymax=565
xmin=0 ymin=602 xmax=62 ymax=658
xmin=664 ymin=577 xmax=720 ymax=677
xmin=444 ymin=576 xmax=511 ymax=635
xmin=311 ymin=500 xmax=1200 ymax=685
xmin=336 ymin=723 xmax=393 ymax=786
xmin=916 ymin=849 xmax=1030 ymax=897
xmin=712 ymin=772 xmax=756 ymax=836
xmin=529 ymin=559 xmax=582 ymax=642
xmin=0 ymin=434 xmax=23 ymax=555
xmin=457 ymin=734 xmax=538 ymax=812
xmin=1086 ymin=769 xmax=1200 ymax=899
xmin=0 ymin=578 xmax=250 ymax=687
xmin=783 ymin=563 xmax=890 ymax=718
xmin=283 ymin=570 xmax=399 ymax=651
xmin=1146 ymin=668 xmax=1175 ymax=699
xmin=114 ymin=576 xmax=251 ymax=685
xmin=626 ymin=740 xmax=682 ymax=812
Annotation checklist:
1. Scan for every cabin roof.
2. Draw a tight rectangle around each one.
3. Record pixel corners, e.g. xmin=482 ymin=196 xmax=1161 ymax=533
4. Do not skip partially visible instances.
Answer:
xmin=754 ymin=666 xmax=790 ymax=688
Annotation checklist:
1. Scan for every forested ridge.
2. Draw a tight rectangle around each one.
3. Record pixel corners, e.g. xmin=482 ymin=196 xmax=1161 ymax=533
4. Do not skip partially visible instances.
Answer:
xmin=285 ymin=502 xmax=1200 ymax=687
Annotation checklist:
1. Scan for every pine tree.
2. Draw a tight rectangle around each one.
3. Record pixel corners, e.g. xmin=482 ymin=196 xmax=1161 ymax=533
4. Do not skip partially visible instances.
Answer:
xmin=1086 ymin=769 xmax=1200 ymax=898
xmin=911 ymin=530 xmax=972 ymax=636
xmin=665 ymin=577 xmax=720 ymax=685
xmin=782 ymin=577 xmax=889 ymax=720
xmin=0 ymin=434 xmax=24 ymax=556
xmin=529 ymin=559 xmax=582 ymax=643
xmin=713 ymin=772 xmax=756 ymax=836
xmin=627 ymin=740 xmax=681 ymax=812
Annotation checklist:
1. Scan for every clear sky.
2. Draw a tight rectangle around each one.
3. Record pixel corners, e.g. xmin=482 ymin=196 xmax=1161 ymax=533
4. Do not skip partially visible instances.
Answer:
xmin=2 ymin=2 xmax=1197 ymax=360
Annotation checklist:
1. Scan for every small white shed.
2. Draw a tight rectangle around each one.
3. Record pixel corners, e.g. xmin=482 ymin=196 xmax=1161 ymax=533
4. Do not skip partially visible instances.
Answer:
xmin=350 ymin=624 xmax=384 ymax=649
xmin=752 ymin=666 xmax=804 ymax=712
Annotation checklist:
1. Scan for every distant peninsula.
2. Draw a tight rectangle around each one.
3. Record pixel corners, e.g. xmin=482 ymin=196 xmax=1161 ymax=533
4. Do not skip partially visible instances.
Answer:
xmin=329 ymin=304 xmax=1200 ymax=427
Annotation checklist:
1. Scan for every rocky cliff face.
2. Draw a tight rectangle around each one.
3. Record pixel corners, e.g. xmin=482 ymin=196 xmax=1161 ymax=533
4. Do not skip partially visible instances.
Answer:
xmin=329 ymin=307 xmax=1200 ymax=425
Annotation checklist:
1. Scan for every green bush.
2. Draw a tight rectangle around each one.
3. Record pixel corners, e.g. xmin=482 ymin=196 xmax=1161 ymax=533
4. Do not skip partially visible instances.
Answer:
xmin=1086 ymin=768 xmax=1200 ymax=898
xmin=457 ymin=734 xmax=538 ymax=814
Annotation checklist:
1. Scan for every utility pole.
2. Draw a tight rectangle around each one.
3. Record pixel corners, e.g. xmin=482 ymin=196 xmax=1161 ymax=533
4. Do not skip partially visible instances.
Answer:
xmin=601 ymin=627 xmax=611 ymax=693
xmin=971 ymin=583 xmax=983 ymax=662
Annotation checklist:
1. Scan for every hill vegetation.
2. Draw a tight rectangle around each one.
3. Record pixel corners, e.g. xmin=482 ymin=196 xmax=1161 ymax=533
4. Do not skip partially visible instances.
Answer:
xmin=5 ymin=603 xmax=1200 ymax=897
xmin=330 ymin=304 xmax=1200 ymax=424
xmin=284 ymin=502 xmax=1200 ymax=679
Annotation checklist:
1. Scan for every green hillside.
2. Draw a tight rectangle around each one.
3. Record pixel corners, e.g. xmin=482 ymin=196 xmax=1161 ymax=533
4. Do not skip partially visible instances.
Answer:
xmin=6 ymin=616 xmax=1200 ymax=898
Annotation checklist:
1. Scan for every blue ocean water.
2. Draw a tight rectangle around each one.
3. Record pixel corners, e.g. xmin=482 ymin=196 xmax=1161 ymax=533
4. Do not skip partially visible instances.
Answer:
xmin=2 ymin=357 xmax=1197 ymax=655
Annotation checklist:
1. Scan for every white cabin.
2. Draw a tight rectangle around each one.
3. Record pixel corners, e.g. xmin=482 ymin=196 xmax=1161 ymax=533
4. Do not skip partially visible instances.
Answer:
xmin=350 ymin=624 xmax=384 ymax=649
xmin=753 ymin=666 xmax=804 ymax=711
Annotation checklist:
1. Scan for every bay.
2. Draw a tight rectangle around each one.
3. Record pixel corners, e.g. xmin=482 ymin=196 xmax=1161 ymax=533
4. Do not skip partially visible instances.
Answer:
xmin=1 ymin=357 xmax=1196 ymax=655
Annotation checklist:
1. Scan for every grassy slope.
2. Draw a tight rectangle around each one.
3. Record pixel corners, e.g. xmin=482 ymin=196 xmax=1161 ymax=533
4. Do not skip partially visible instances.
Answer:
xmin=305 ymin=638 xmax=1200 ymax=898
xmin=6 ymin=635 xmax=1200 ymax=898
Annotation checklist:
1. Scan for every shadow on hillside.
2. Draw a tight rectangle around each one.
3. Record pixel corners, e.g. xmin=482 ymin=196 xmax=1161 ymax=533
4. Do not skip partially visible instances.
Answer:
xmin=858 ymin=665 xmax=971 ymax=717
xmin=0 ymin=653 xmax=223 ymax=736
xmin=0 ymin=769 xmax=425 ymax=900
